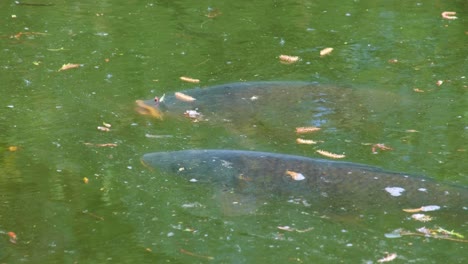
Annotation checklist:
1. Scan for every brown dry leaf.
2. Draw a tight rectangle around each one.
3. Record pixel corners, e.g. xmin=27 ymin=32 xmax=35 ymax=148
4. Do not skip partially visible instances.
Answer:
xmin=296 ymin=138 xmax=317 ymax=145
xmin=180 ymin=76 xmax=200 ymax=83
xmin=316 ymin=150 xmax=345 ymax=159
xmin=279 ymin=55 xmax=300 ymax=64
xmin=175 ymin=92 xmax=196 ymax=102
xmin=441 ymin=11 xmax=457 ymax=20
xmin=413 ymin=88 xmax=424 ymax=93
xmin=296 ymin=126 xmax=321 ymax=134
xmin=320 ymin=47 xmax=333 ymax=57
xmin=58 ymin=63 xmax=81 ymax=71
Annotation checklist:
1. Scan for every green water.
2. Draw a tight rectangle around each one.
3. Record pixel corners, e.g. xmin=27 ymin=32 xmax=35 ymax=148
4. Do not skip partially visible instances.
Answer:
xmin=0 ymin=0 xmax=466 ymax=263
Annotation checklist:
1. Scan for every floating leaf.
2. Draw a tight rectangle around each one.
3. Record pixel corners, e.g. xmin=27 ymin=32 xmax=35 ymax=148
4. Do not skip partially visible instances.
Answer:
xmin=8 ymin=146 xmax=18 ymax=152
xmin=441 ymin=11 xmax=457 ymax=20
xmin=279 ymin=55 xmax=300 ymax=64
xmin=377 ymin=252 xmax=397 ymax=263
xmin=180 ymin=76 xmax=200 ymax=83
xmin=58 ymin=63 xmax=81 ymax=71
xmin=285 ymin=170 xmax=306 ymax=181
xmin=184 ymin=109 xmax=202 ymax=119
xmin=175 ymin=92 xmax=196 ymax=102
xmin=296 ymin=138 xmax=317 ymax=145
xmin=316 ymin=150 xmax=345 ymax=159
xmin=295 ymin=126 xmax=321 ymax=134
xmin=320 ymin=47 xmax=333 ymax=57
xmin=411 ymin=213 xmax=432 ymax=222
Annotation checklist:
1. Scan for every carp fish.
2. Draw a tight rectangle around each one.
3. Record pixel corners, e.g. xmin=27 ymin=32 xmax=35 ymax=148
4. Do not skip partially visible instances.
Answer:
xmin=142 ymin=149 xmax=467 ymax=215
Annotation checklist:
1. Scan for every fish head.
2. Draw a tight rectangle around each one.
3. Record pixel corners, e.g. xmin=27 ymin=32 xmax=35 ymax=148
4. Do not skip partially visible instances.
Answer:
xmin=135 ymin=99 xmax=167 ymax=120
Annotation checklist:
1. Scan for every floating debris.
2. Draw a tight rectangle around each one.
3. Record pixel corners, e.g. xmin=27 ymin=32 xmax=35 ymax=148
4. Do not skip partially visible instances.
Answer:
xmin=403 ymin=205 xmax=441 ymax=213
xmin=296 ymin=138 xmax=318 ymax=145
xmin=436 ymin=80 xmax=444 ymax=86
xmin=179 ymin=248 xmax=214 ymax=260
xmin=277 ymin=226 xmax=314 ymax=233
xmin=377 ymin=252 xmax=397 ymax=263
xmin=385 ymin=187 xmax=405 ymax=197
xmin=84 ymin=143 xmax=118 ymax=147
xmin=295 ymin=126 xmax=321 ymax=134
xmin=285 ymin=170 xmax=306 ymax=181
xmin=97 ymin=126 xmax=110 ymax=132
xmin=316 ymin=149 xmax=345 ymax=159
xmin=145 ymin=134 xmax=173 ymax=139
xmin=8 ymin=146 xmax=18 ymax=152
xmin=180 ymin=76 xmax=200 ymax=83
xmin=411 ymin=213 xmax=433 ymax=222
xmin=372 ymin=143 xmax=393 ymax=154
xmin=206 ymin=8 xmax=222 ymax=18
xmin=320 ymin=47 xmax=334 ymax=57
xmin=279 ymin=55 xmax=300 ymax=64
xmin=58 ymin=63 xmax=81 ymax=71
xmin=83 ymin=177 xmax=89 ymax=184
xmin=441 ymin=11 xmax=457 ymax=20
xmin=387 ymin=227 xmax=466 ymax=242
xmin=175 ymin=92 xmax=196 ymax=102
xmin=184 ymin=109 xmax=202 ymax=119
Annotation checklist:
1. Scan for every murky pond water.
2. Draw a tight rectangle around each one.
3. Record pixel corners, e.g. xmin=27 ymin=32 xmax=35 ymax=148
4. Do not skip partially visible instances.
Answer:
xmin=1 ymin=0 xmax=466 ymax=263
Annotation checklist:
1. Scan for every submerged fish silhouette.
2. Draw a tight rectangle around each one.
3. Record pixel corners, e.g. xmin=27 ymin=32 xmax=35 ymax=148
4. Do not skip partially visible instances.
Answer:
xmin=135 ymin=81 xmax=399 ymax=131
xmin=142 ymin=149 xmax=467 ymax=214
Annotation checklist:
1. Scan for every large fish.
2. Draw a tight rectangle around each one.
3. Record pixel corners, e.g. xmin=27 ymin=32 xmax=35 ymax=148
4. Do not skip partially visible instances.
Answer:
xmin=142 ymin=149 xmax=467 ymax=215
xmin=135 ymin=82 xmax=400 ymax=136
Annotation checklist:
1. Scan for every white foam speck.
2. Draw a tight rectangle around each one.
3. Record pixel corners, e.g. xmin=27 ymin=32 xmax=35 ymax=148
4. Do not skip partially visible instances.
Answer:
xmin=385 ymin=187 xmax=405 ymax=197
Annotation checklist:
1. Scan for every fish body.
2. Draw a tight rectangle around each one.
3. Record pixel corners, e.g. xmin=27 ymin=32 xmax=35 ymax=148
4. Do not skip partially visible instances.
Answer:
xmin=142 ymin=149 xmax=467 ymax=213
xmin=135 ymin=81 xmax=397 ymax=128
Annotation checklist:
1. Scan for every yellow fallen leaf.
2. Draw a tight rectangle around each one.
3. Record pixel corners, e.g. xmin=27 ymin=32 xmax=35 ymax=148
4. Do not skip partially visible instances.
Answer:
xmin=296 ymin=138 xmax=317 ymax=145
xmin=316 ymin=150 xmax=345 ymax=159
xmin=175 ymin=92 xmax=196 ymax=102
xmin=180 ymin=76 xmax=200 ymax=83
xmin=295 ymin=127 xmax=321 ymax=134
xmin=58 ymin=63 xmax=81 ymax=71
xmin=279 ymin=54 xmax=300 ymax=64
xmin=320 ymin=47 xmax=333 ymax=57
